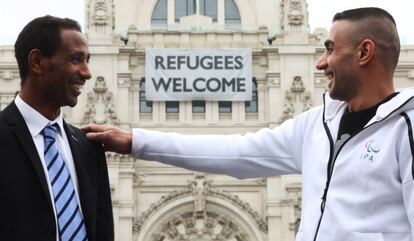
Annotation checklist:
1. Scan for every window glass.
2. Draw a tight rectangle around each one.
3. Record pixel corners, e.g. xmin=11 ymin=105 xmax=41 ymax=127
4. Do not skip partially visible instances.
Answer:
xmin=151 ymin=0 xmax=168 ymax=24
xmin=200 ymin=0 xmax=217 ymax=22
xmin=225 ymin=0 xmax=241 ymax=25
xmin=219 ymin=101 xmax=232 ymax=113
xmin=139 ymin=80 xmax=153 ymax=113
xmin=166 ymin=101 xmax=179 ymax=113
xmin=175 ymin=0 xmax=196 ymax=22
xmin=245 ymin=79 xmax=258 ymax=113
xmin=192 ymin=101 xmax=206 ymax=113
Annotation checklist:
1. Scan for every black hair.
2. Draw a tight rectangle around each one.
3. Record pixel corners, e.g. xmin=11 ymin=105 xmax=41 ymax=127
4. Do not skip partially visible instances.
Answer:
xmin=14 ymin=15 xmax=81 ymax=83
xmin=333 ymin=7 xmax=400 ymax=69
xmin=333 ymin=7 xmax=396 ymax=25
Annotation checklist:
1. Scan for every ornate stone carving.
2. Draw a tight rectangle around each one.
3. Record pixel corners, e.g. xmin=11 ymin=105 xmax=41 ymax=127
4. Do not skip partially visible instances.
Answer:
xmin=150 ymin=211 xmax=250 ymax=241
xmin=82 ymin=76 xmax=119 ymax=125
xmin=280 ymin=0 xmax=308 ymax=32
xmin=294 ymin=192 xmax=302 ymax=211
xmin=280 ymin=91 xmax=296 ymax=122
xmin=133 ymin=189 xmax=191 ymax=233
xmin=280 ymin=76 xmax=312 ymax=122
xmin=188 ymin=174 xmax=211 ymax=214
xmin=86 ymin=0 xmax=115 ymax=34
xmin=105 ymin=152 xmax=133 ymax=162
xmin=117 ymin=78 xmax=130 ymax=87
xmin=278 ymin=191 xmax=302 ymax=231
xmin=133 ymin=173 xmax=146 ymax=186
xmin=93 ymin=0 xmax=109 ymax=26
xmin=288 ymin=0 xmax=304 ymax=26
xmin=270 ymin=77 xmax=281 ymax=87
xmin=266 ymin=72 xmax=281 ymax=87
xmin=208 ymin=189 xmax=268 ymax=233
xmin=133 ymin=175 xmax=269 ymax=235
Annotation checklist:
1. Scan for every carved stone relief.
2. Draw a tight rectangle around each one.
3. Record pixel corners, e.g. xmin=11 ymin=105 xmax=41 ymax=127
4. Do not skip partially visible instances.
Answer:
xmin=151 ymin=211 xmax=249 ymax=241
xmin=82 ymin=76 xmax=119 ymax=125
xmin=105 ymin=152 xmax=132 ymax=162
xmin=266 ymin=72 xmax=281 ymax=87
xmin=86 ymin=0 xmax=114 ymax=33
xmin=133 ymin=175 xmax=268 ymax=237
xmin=287 ymin=0 xmax=304 ymax=26
xmin=280 ymin=0 xmax=307 ymax=31
xmin=280 ymin=76 xmax=312 ymax=122
xmin=133 ymin=173 xmax=146 ymax=186
xmin=188 ymin=174 xmax=211 ymax=216
xmin=133 ymin=189 xmax=191 ymax=234
xmin=93 ymin=0 xmax=109 ymax=26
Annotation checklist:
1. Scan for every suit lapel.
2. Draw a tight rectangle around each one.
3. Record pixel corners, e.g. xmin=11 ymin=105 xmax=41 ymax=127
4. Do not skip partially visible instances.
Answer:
xmin=4 ymin=102 xmax=52 ymax=205
xmin=63 ymin=122 xmax=95 ymax=235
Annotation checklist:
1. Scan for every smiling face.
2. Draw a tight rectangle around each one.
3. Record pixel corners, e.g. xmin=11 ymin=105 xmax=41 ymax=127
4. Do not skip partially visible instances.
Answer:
xmin=316 ymin=20 xmax=361 ymax=102
xmin=41 ymin=29 xmax=91 ymax=108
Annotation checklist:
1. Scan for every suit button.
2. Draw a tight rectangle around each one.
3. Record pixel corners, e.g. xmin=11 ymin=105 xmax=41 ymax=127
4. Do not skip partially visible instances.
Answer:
xmin=47 ymin=228 xmax=54 ymax=236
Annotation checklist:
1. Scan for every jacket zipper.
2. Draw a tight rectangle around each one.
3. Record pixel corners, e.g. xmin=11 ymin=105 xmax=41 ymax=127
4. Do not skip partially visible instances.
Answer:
xmin=313 ymin=120 xmax=334 ymax=241
xmin=312 ymin=96 xmax=413 ymax=241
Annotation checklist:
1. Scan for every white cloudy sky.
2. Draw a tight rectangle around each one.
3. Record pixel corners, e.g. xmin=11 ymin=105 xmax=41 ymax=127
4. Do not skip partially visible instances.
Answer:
xmin=0 ymin=0 xmax=413 ymax=45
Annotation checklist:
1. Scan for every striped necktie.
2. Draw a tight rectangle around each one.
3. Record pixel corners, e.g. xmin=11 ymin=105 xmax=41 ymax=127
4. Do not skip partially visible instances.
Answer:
xmin=42 ymin=124 xmax=88 ymax=241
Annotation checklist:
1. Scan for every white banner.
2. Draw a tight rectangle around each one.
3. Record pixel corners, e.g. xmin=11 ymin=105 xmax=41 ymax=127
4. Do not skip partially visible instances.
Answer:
xmin=145 ymin=48 xmax=252 ymax=101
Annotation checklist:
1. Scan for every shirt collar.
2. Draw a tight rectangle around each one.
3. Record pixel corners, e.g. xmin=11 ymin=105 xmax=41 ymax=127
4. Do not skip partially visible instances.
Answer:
xmin=14 ymin=95 xmax=64 ymax=138
xmin=323 ymin=89 xmax=414 ymax=123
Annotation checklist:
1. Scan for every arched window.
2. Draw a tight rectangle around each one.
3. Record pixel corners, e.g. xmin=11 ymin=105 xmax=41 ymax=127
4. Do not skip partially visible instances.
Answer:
xmin=199 ymin=0 xmax=217 ymax=22
xmin=151 ymin=0 xmax=167 ymax=25
xmin=175 ymin=0 xmax=196 ymax=22
xmin=175 ymin=0 xmax=218 ymax=22
xmin=225 ymin=0 xmax=241 ymax=25
xmin=152 ymin=0 xmax=235 ymax=26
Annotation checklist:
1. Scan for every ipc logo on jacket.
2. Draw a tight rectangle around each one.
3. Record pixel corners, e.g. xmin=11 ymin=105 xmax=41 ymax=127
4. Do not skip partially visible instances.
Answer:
xmin=360 ymin=140 xmax=381 ymax=162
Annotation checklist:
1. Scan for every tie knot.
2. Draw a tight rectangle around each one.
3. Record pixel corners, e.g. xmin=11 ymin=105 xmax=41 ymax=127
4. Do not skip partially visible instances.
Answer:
xmin=43 ymin=124 xmax=59 ymax=141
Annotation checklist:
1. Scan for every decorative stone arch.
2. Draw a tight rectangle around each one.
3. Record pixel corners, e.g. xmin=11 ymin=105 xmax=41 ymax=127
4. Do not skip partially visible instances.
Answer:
xmin=133 ymin=176 xmax=267 ymax=241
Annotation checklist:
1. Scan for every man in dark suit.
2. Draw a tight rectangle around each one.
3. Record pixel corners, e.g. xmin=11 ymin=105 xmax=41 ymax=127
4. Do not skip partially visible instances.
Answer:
xmin=0 ymin=15 xmax=114 ymax=241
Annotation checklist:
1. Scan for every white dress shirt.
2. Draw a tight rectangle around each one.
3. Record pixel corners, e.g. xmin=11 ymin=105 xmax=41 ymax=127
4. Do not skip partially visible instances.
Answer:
xmin=15 ymin=95 xmax=83 ymax=241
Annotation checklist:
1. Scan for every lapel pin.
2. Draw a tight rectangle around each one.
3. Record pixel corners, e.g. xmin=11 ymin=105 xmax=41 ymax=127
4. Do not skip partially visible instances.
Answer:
xmin=71 ymin=135 xmax=78 ymax=142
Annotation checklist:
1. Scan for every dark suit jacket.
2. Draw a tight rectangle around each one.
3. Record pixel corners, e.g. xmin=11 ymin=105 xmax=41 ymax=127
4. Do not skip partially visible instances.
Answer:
xmin=0 ymin=101 xmax=114 ymax=241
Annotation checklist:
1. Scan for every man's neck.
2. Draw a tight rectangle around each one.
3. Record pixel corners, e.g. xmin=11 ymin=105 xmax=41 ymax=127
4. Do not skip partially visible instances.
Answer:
xmin=19 ymin=90 xmax=60 ymax=121
xmin=346 ymin=89 xmax=395 ymax=112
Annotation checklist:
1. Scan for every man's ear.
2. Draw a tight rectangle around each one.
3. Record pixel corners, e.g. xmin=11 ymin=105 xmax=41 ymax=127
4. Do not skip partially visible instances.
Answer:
xmin=358 ymin=39 xmax=375 ymax=66
xmin=28 ymin=49 xmax=45 ymax=75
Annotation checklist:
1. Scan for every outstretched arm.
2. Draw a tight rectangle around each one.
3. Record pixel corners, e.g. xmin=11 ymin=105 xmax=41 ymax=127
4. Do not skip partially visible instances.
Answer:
xmin=82 ymin=116 xmax=305 ymax=179
xmin=82 ymin=124 xmax=132 ymax=154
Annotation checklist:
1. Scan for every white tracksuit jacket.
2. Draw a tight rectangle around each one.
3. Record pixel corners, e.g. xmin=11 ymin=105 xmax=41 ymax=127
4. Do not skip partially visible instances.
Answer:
xmin=132 ymin=90 xmax=414 ymax=241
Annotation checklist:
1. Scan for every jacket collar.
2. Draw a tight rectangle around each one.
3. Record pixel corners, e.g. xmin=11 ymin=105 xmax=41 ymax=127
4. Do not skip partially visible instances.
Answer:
xmin=4 ymin=101 xmax=52 ymax=206
xmin=323 ymin=89 xmax=414 ymax=123
xmin=323 ymin=93 xmax=346 ymax=122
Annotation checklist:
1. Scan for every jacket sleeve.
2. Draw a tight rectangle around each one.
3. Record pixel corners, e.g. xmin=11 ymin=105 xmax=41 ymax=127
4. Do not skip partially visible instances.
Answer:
xmin=131 ymin=113 xmax=309 ymax=179
xmin=399 ymin=113 xmax=414 ymax=237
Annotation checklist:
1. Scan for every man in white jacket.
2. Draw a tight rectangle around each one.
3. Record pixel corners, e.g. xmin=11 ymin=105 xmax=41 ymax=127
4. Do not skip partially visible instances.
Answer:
xmin=83 ymin=7 xmax=414 ymax=241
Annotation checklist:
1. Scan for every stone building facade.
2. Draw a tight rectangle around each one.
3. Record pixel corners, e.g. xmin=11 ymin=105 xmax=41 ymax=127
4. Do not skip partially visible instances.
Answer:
xmin=1 ymin=0 xmax=414 ymax=240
